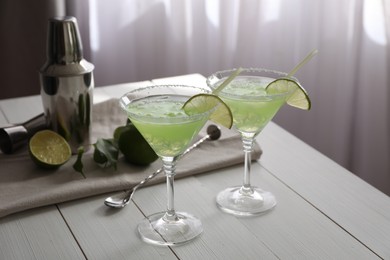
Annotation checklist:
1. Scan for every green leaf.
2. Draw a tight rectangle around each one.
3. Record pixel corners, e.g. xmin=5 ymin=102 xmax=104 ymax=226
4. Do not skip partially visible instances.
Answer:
xmin=93 ymin=146 xmax=108 ymax=164
xmin=93 ymin=138 xmax=119 ymax=170
xmin=73 ymin=146 xmax=85 ymax=178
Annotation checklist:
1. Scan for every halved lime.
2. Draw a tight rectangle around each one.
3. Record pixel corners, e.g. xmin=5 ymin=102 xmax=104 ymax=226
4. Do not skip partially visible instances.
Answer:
xmin=266 ymin=78 xmax=311 ymax=110
xmin=29 ymin=130 xmax=72 ymax=169
xmin=182 ymin=93 xmax=233 ymax=129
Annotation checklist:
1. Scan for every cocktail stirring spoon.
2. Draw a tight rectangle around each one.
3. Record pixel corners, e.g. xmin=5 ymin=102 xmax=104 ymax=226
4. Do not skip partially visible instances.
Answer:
xmin=104 ymin=124 xmax=221 ymax=208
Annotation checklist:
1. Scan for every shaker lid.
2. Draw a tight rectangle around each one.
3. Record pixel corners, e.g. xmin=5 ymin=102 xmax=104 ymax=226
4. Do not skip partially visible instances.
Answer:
xmin=40 ymin=16 xmax=94 ymax=76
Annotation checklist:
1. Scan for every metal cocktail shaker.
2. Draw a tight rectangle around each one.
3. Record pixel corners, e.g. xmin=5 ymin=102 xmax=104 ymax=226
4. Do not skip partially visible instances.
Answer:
xmin=40 ymin=16 xmax=94 ymax=153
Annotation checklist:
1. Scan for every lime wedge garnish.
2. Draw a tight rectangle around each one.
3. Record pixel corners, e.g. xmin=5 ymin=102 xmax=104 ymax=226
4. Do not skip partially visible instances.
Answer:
xmin=182 ymin=93 xmax=233 ymax=129
xmin=182 ymin=68 xmax=241 ymax=128
xmin=29 ymin=130 xmax=72 ymax=169
xmin=266 ymin=78 xmax=311 ymax=110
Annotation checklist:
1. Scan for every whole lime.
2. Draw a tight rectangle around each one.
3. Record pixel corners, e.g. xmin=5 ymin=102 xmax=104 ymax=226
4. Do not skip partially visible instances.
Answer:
xmin=117 ymin=124 xmax=158 ymax=166
xmin=113 ymin=118 xmax=133 ymax=141
xmin=113 ymin=125 xmax=128 ymax=142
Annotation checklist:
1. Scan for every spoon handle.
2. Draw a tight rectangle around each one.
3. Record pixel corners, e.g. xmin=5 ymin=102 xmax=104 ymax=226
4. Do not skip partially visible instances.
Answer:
xmin=122 ymin=133 xmax=211 ymax=205
xmin=182 ymin=134 xmax=210 ymax=157
xmin=125 ymin=168 xmax=163 ymax=204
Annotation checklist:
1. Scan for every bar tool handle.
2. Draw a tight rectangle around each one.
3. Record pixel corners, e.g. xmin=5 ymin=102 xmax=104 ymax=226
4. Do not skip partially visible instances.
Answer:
xmin=0 ymin=113 xmax=47 ymax=154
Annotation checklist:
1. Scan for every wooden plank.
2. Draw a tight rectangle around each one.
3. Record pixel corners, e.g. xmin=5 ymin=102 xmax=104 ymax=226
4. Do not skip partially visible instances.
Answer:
xmin=0 ymin=96 xmax=42 ymax=124
xmin=131 ymin=163 xmax=377 ymax=259
xmin=0 ymin=109 xmax=9 ymax=126
xmin=0 ymin=76 xmax=385 ymax=259
xmin=195 ymin=164 xmax=378 ymax=259
xmin=57 ymin=194 xmax=177 ymax=260
xmin=1 ymin=99 xmax=82 ymax=258
xmin=0 ymin=206 xmax=85 ymax=260
xmin=258 ymin=121 xmax=390 ymax=258
xmin=133 ymin=171 xmax=278 ymax=259
xmin=0 ymin=96 xmax=42 ymax=123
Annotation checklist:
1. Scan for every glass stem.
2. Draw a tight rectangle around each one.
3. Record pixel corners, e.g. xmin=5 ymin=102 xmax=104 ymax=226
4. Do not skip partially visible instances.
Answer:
xmin=241 ymin=136 xmax=254 ymax=195
xmin=162 ymin=157 xmax=179 ymax=222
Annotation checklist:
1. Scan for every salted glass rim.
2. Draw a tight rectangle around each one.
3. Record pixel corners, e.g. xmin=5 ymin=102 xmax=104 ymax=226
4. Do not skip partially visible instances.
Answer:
xmin=206 ymin=67 xmax=297 ymax=100
xmin=119 ymin=84 xmax=212 ymax=122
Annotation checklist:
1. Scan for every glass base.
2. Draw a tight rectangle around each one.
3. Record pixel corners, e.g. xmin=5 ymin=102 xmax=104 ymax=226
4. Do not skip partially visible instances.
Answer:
xmin=216 ymin=186 xmax=276 ymax=216
xmin=137 ymin=211 xmax=203 ymax=246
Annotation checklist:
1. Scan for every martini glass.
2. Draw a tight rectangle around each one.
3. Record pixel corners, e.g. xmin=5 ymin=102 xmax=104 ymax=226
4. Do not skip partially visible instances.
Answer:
xmin=119 ymin=85 xmax=211 ymax=246
xmin=207 ymin=68 xmax=295 ymax=216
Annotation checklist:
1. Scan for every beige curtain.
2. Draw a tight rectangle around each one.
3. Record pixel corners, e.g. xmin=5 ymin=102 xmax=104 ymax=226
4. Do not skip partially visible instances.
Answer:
xmin=70 ymin=0 xmax=390 ymax=195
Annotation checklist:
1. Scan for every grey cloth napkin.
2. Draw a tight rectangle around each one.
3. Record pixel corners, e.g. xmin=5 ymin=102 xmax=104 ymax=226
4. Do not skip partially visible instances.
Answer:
xmin=0 ymin=99 xmax=262 ymax=218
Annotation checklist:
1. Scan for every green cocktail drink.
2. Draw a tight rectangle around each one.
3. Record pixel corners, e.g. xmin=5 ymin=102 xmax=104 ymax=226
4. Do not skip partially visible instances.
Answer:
xmin=124 ymin=95 xmax=208 ymax=157
xmin=119 ymin=85 xmax=210 ymax=246
xmin=207 ymin=68 xmax=295 ymax=216
xmin=218 ymin=76 xmax=288 ymax=135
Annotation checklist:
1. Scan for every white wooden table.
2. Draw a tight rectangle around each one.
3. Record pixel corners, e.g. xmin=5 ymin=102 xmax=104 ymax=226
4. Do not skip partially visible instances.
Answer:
xmin=1 ymin=74 xmax=389 ymax=259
